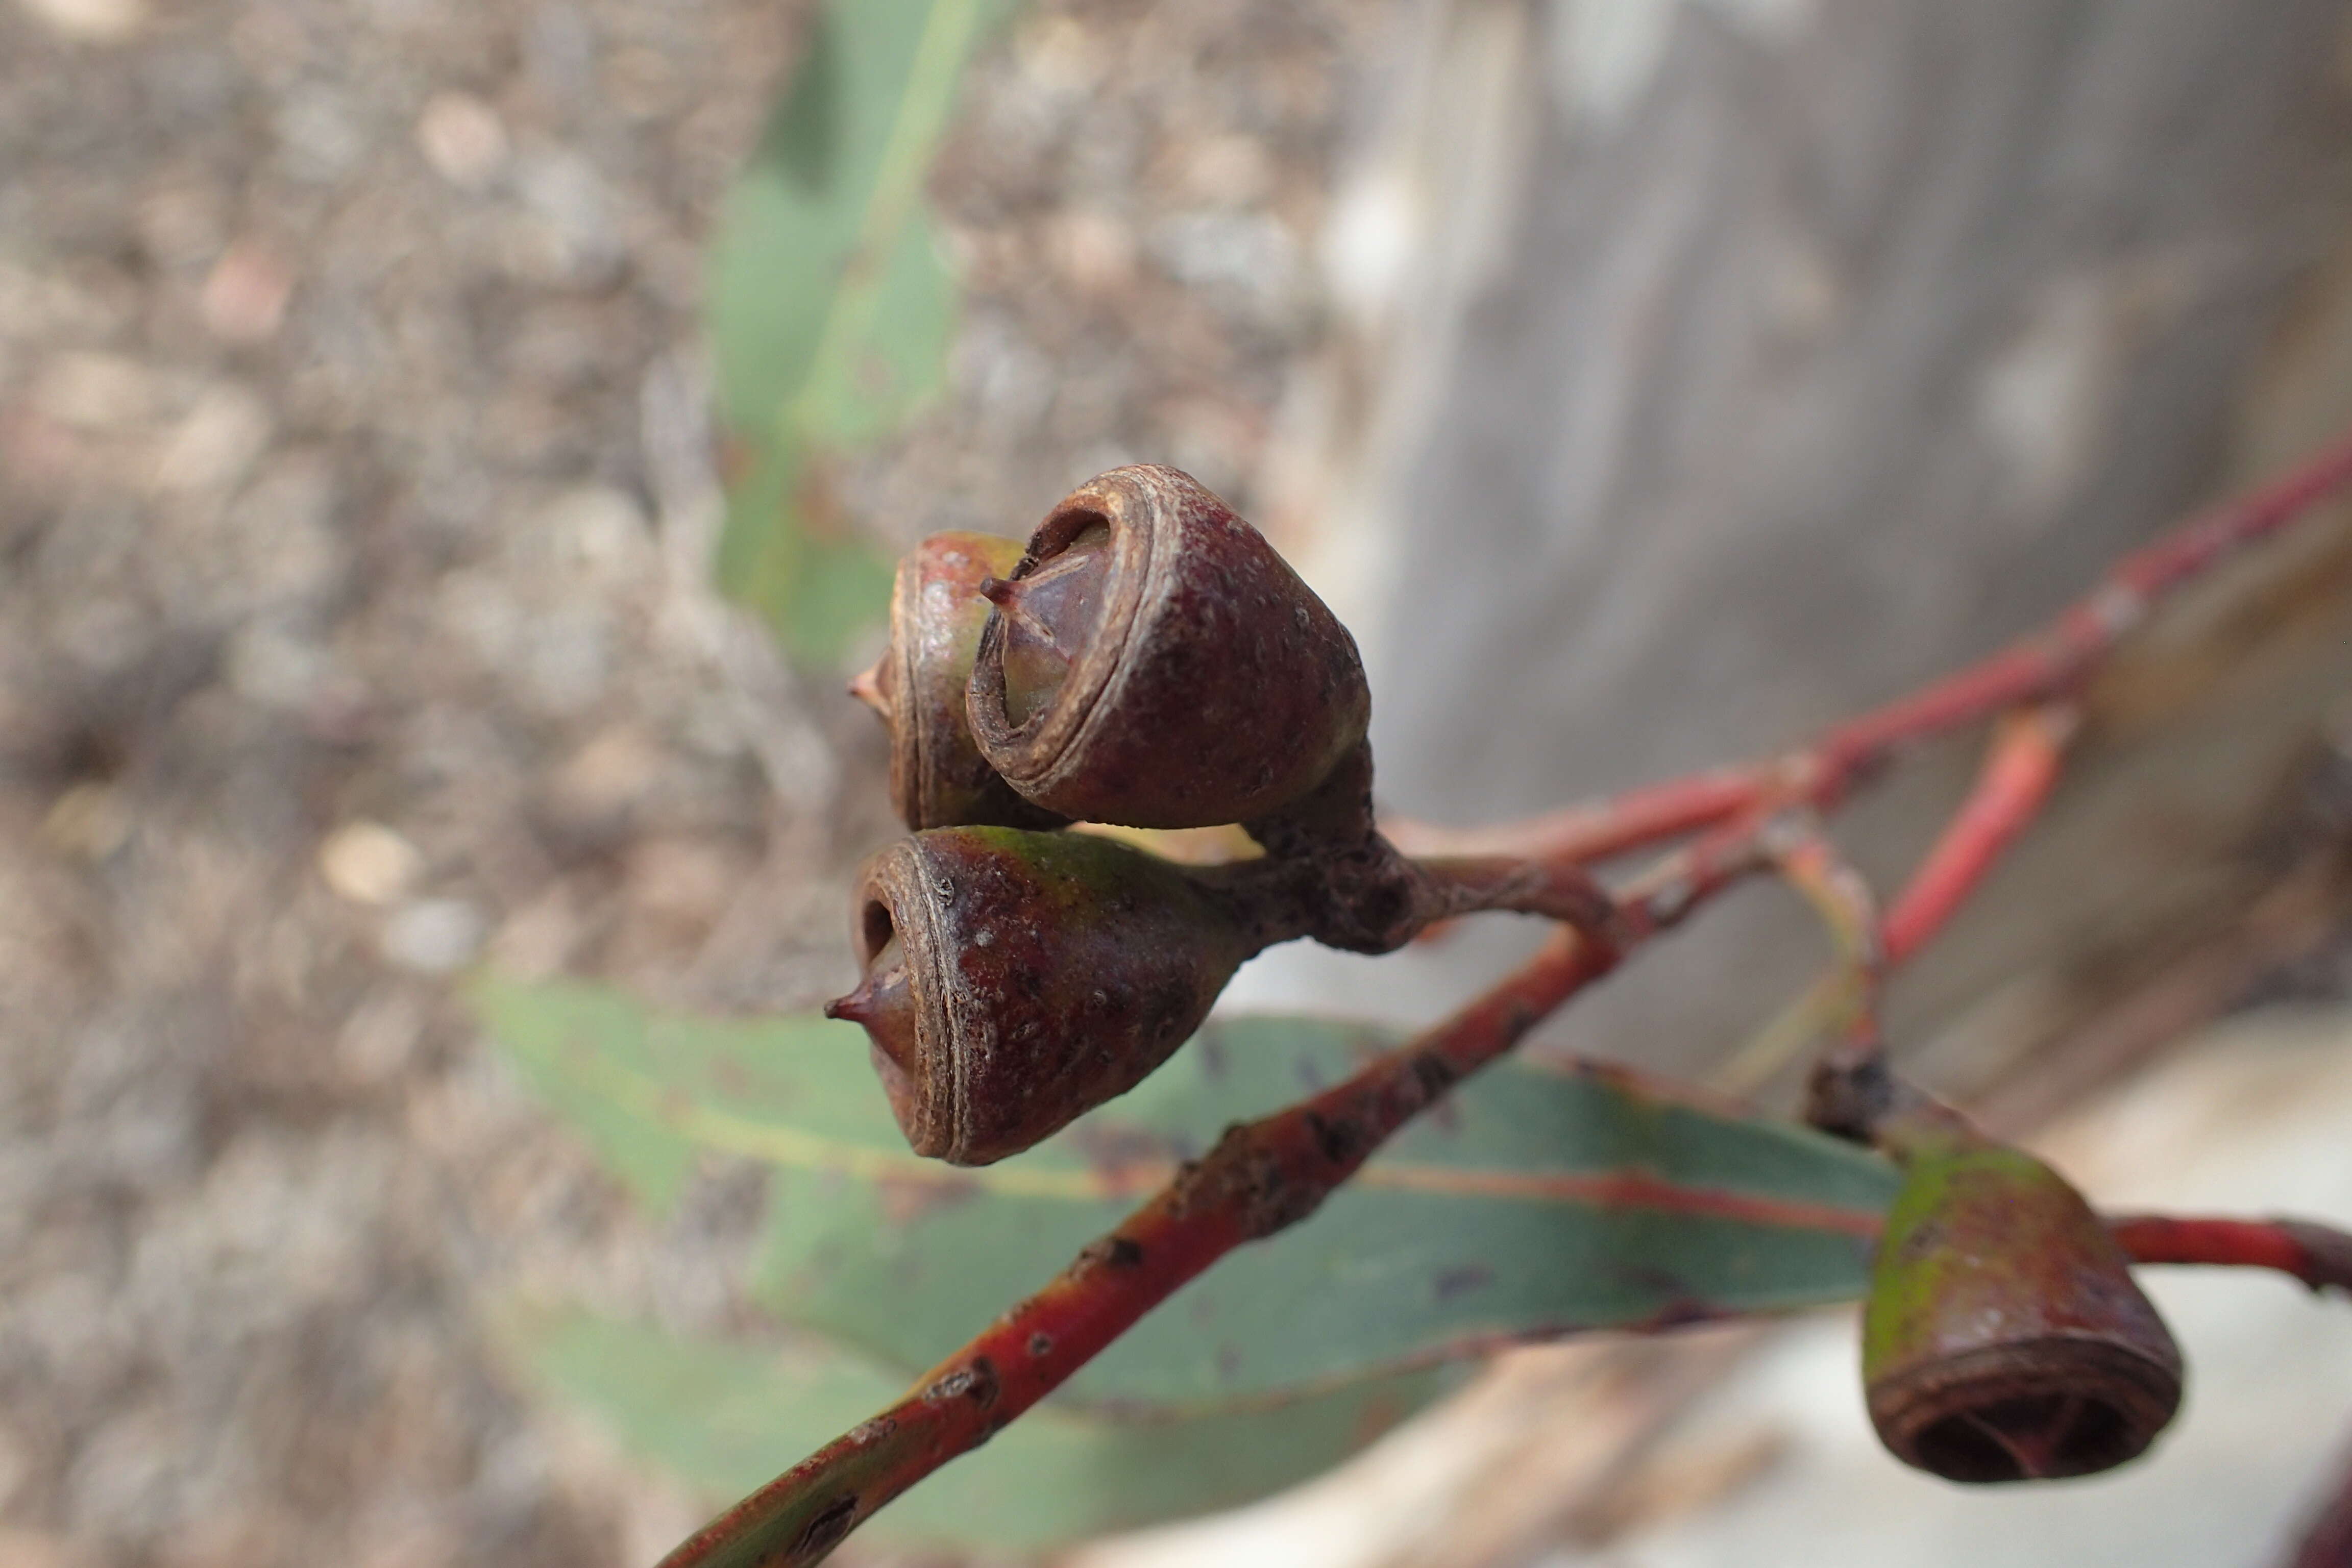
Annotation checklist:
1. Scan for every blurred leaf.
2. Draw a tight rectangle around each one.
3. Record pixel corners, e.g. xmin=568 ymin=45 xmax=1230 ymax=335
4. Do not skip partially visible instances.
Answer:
xmin=705 ymin=0 xmax=1006 ymax=664
xmin=511 ymin=1308 xmax=1443 ymax=1553
xmin=477 ymin=977 xmax=699 ymax=1212
xmin=477 ymin=976 xmax=1899 ymax=1410
xmin=712 ymin=443 xmax=899 ymax=670
xmin=476 ymin=976 xmax=875 ymax=1217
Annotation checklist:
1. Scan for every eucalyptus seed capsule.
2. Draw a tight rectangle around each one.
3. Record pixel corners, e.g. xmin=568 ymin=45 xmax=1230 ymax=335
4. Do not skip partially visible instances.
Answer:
xmin=968 ymin=465 xmax=1371 ymax=830
xmin=1862 ymin=1128 xmax=2183 ymax=1483
xmin=828 ymin=826 xmax=1254 ymax=1165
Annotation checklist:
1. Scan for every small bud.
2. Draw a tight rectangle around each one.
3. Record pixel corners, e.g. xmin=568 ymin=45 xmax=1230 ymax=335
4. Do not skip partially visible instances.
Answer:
xmin=831 ymin=826 xmax=1253 ymax=1165
xmin=1862 ymin=1127 xmax=2183 ymax=1483
xmin=858 ymin=533 xmax=1069 ymax=832
xmin=968 ymin=465 xmax=1371 ymax=830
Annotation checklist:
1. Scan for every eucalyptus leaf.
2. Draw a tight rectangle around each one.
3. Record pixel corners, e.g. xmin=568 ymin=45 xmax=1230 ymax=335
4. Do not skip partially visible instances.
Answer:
xmin=512 ymin=1309 xmax=1444 ymax=1553
xmin=475 ymin=976 xmax=1899 ymax=1410
xmin=705 ymin=0 xmax=1008 ymax=663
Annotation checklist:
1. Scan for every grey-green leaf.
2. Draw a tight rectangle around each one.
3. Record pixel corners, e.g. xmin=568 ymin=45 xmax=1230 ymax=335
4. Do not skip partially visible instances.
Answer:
xmin=475 ymin=976 xmax=1900 ymax=1411
xmin=512 ymin=1309 xmax=1444 ymax=1552
xmin=704 ymin=0 xmax=1008 ymax=663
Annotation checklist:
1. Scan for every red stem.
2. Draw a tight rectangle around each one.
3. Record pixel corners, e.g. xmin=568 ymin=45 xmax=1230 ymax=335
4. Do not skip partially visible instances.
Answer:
xmin=1880 ymin=704 xmax=2076 ymax=966
xmin=2108 ymin=1215 xmax=2352 ymax=1295
xmin=1381 ymin=768 xmax=1768 ymax=866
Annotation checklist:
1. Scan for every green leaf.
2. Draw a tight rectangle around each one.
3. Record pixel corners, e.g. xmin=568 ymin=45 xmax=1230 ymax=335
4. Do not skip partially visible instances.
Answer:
xmin=477 ymin=976 xmax=700 ymax=1212
xmin=708 ymin=440 xmax=901 ymax=667
xmin=510 ymin=1309 xmax=1444 ymax=1552
xmin=704 ymin=0 xmax=1007 ymax=665
xmin=474 ymin=976 xmax=1900 ymax=1409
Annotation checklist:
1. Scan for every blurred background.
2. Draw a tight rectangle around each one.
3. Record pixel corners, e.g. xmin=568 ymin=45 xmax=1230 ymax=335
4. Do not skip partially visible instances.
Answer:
xmin=4 ymin=1 xmax=2352 ymax=1566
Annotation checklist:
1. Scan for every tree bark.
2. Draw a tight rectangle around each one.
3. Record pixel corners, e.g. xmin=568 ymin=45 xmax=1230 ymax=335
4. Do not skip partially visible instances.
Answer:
xmin=1247 ymin=0 xmax=2352 ymax=1097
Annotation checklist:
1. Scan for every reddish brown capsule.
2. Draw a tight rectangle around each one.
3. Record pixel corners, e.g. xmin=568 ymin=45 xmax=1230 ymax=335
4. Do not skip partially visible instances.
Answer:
xmin=966 ymin=465 xmax=1371 ymax=830
xmin=825 ymin=827 xmax=1253 ymax=1166
xmin=1861 ymin=1126 xmax=2183 ymax=1483
xmin=852 ymin=532 xmax=1067 ymax=832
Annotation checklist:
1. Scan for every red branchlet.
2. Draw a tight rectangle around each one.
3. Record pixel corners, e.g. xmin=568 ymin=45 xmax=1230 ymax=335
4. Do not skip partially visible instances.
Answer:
xmin=2108 ymin=1215 xmax=2352 ymax=1296
xmin=1382 ymin=767 xmax=1769 ymax=866
xmin=1881 ymin=704 xmax=2077 ymax=966
xmin=666 ymin=432 xmax=2352 ymax=1567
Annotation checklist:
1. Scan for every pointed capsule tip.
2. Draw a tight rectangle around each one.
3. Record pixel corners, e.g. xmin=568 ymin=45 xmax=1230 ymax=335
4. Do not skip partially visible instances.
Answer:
xmin=846 ymin=660 xmax=888 ymax=718
xmin=824 ymin=986 xmax=871 ymax=1025
xmin=977 ymin=574 xmax=1017 ymax=607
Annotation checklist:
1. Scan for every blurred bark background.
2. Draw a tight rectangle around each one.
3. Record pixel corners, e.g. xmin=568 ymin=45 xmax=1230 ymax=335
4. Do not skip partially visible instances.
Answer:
xmin=5 ymin=0 xmax=2352 ymax=1565
xmin=1242 ymin=0 xmax=2352 ymax=1115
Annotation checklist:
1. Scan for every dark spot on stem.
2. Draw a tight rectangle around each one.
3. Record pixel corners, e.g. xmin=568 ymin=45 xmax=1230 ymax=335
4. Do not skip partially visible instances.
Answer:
xmin=1027 ymin=1330 xmax=1055 ymax=1358
xmin=1074 ymin=1235 xmax=1145 ymax=1272
xmin=1239 ymin=1149 xmax=1328 ymax=1237
xmin=791 ymin=1494 xmax=859 ymax=1558
xmin=1410 ymin=1051 xmax=1459 ymax=1101
xmin=1305 ymin=1110 xmax=1364 ymax=1166
xmin=924 ymin=1357 xmax=1000 ymax=1410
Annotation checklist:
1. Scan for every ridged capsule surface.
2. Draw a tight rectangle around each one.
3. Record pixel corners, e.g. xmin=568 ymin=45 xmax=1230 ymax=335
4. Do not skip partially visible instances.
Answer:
xmin=856 ymin=532 xmax=1067 ymax=831
xmin=968 ymin=465 xmax=1370 ymax=829
xmin=828 ymin=827 xmax=1252 ymax=1165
